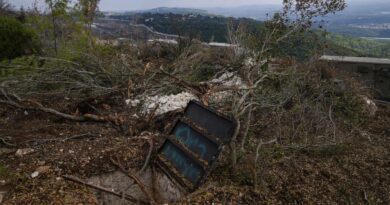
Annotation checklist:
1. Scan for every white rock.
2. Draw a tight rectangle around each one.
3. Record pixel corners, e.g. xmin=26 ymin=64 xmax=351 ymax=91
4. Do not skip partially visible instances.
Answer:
xmin=126 ymin=99 xmax=141 ymax=107
xmin=210 ymin=72 xmax=245 ymax=88
xmin=142 ymin=92 xmax=198 ymax=115
xmin=31 ymin=171 xmax=39 ymax=178
xmin=15 ymin=148 xmax=35 ymax=157
xmin=361 ymin=95 xmax=378 ymax=117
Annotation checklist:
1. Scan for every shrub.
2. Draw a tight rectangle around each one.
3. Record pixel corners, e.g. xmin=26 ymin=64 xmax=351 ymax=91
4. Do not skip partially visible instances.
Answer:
xmin=0 ymin=16 xmax=38 ymax=60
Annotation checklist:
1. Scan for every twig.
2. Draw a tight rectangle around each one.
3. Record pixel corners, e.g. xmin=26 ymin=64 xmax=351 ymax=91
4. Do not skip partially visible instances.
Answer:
xmin=363 ymin=190 xmax=371 ymax=205
xmin=240 ymin=105 xmax=253 ymax=152
xmin=63 ymin=175 xmax=147 ymax=204
xmin=140 ymin=139 xmax=154 ymax=173
xmin=0 ymin=136 xmax=16 ymax=147
xmin=329 ymin=103 xmax=337 ymax=142
xmin=255 ymin=139 xmax=278 ymax=164
xmin=110 ymin=157 xmax=156 ymax=205
xmin=0 ymin=99 xmax=118 ymax=123
xmin=24 ymin=133 xmax=98 ymax=145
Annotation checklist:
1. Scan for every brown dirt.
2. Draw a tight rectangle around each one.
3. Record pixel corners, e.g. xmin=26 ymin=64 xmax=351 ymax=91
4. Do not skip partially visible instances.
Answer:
xmin=0 ymin=96 xmax=164 ymax=204
xmin=186 ymin=104 xmax=390 ymax=204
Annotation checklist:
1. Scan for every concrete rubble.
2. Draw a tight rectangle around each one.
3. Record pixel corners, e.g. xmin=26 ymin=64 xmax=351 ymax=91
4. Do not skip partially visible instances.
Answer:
xmin=127 ymin=92 xmax=198 ymax=115
xmin=126 ymin=72 xmax=246 ymax=115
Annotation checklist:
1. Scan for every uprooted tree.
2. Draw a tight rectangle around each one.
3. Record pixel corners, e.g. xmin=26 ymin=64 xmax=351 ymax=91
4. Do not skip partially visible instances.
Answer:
xmin=224 ymin=0 xmax=347 ymax=172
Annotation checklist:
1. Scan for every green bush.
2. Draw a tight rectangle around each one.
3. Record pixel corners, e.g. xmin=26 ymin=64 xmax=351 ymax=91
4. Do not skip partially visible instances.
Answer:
xmin=0 ymin=16 xmax=38 ymax=60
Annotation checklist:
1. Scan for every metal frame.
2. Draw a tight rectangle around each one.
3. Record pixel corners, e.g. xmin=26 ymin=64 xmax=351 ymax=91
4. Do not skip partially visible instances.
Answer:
xmin=154 ymin=100 xmax=237 ymax=192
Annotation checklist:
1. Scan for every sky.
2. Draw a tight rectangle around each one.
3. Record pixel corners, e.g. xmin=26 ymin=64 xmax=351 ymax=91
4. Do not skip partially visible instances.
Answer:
xmin=9 ymin=0 xmax=390 ymax=11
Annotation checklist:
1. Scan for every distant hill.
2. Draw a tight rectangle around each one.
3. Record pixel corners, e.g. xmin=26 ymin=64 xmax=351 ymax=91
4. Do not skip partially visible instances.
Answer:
xmin=141 ymin=7 xmax=210 ymax=15
xmin=206 ymin=5 xmax=280 ymax=20
xmin=103 ymin=7 xmax=212 ymax=16
xmin=106 ymin=12 xmax=262 ymax=43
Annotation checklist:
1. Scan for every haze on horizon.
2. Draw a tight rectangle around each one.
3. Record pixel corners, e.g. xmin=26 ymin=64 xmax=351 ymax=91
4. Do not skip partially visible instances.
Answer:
xmin=9 ymin=0 xmax=390 ymax=11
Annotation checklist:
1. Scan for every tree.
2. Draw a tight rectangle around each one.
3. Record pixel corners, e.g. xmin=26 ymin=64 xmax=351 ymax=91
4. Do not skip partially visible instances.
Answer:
xmin=0 ymin=16 xmax=38 ymax=60
xmin=78 ymin=0 xmax=100 ymax=24
xmin=45 ymin=0 xmax=69 ymax=55
xmin=77 ymin=0 xmax=100 ymax=32
xmin=17 ymin=6 xmax=26 ymax=23
xmin=0 ymin=0 xmax=12 ymax=16
xmin=227 ymin=0 xmax=346 ymax=172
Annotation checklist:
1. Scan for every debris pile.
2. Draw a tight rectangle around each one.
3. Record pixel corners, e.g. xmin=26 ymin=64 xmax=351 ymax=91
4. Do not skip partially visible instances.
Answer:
xmin=127 ymin=92 xmax=198 ymax=115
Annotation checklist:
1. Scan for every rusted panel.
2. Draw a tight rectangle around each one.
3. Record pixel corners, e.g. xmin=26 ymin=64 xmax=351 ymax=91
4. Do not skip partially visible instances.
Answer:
xmin=160 ymin=141 xmax=204 ymax=185
xmin=154 ymin=100 xmax=237 ymax=191
xmin=155 ymin=154 xmax=196 ymax=190
xmin=183 ymin=101 xmax=236 ymax=143
xmin=166 ymin=134 xmax=209 ymax=168
xmin=172 ymin=120 xmax=220 ymax=162
xmin=180 ymin=117 xmax=221 ymax=145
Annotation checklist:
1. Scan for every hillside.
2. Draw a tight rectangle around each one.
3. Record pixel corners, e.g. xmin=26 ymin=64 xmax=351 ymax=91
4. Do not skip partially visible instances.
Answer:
xmin=138 ymin=7 xmax=210 ymax=15
xmin=1 ymin=0 xmax=390 ymax=204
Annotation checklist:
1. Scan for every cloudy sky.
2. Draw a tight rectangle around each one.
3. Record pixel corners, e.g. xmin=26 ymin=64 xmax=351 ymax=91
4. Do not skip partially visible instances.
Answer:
xmin=9 ymin=0 xmax=390 ymax=11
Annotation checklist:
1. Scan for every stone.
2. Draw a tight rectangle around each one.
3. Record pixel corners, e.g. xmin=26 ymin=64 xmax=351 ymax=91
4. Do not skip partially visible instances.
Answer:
xmin=36 ymin=166 xmax=51 ymax=174
xmin=126 ymin=99 xmax=140 ymax=107
xmin=15 ymin=148 xmax=35 ymax=157
xmin=142 ymin=92 xmax=198 ymax=115
xmin=31 ymin=166 xmax=51 ymax=178
xmin=31 ymin=171 xmax=39 ymax=178
xmin=361 ymin=95 xmax=378 ymax=117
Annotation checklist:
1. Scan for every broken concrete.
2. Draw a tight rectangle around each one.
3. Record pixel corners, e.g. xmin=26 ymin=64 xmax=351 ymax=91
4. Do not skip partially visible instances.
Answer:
xmin=88 ymin=168 xmax=184 ymax=205
xmin=127 ymin=92 xmax=198 ymax=115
